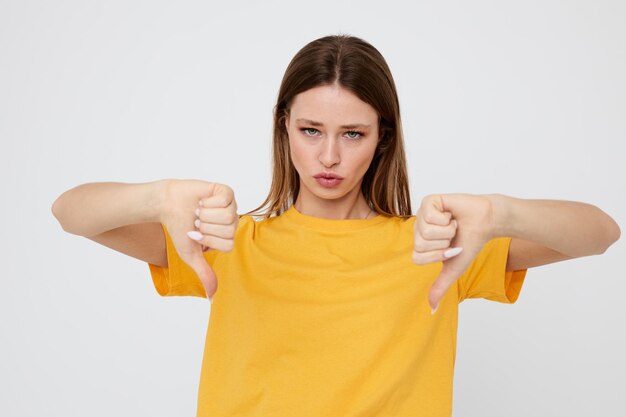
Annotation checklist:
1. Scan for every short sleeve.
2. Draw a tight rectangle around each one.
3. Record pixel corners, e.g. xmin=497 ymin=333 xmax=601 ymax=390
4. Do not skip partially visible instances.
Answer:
xmin=147 ymin=223 xmax=219 ymax=298
xmin=456 ymin=237 xmax=527 ymax=304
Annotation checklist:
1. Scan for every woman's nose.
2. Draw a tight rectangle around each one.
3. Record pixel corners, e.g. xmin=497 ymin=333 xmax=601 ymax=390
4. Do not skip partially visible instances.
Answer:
xmin=318 ymin=137 xmax=341 ymax=167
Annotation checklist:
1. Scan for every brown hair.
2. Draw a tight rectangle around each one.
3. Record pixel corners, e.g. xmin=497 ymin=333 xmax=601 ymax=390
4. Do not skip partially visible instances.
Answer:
xmin=244 ymin=34 xmax=412 ymax=219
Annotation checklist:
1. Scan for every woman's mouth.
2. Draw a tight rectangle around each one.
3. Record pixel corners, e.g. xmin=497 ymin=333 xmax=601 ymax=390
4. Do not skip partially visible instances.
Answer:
xmin=314 ymin=172 xmax=344 ymax=188
xmin=315 ymin=177 xmax=343 ymax=187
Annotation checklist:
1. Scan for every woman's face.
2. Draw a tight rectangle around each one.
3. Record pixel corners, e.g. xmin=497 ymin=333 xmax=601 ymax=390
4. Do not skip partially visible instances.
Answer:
xmin=285 ymin=84 xmax=380 ymax=205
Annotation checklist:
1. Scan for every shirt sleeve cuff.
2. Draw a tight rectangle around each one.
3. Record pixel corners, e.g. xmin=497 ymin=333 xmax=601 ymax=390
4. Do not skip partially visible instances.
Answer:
xmin=147 ymin=223 xmax=206 ymax=298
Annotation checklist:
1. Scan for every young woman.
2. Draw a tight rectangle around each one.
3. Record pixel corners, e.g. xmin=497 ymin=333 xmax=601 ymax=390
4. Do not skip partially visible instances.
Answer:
xmin=52 ymin=34 xmax=620 ymax=417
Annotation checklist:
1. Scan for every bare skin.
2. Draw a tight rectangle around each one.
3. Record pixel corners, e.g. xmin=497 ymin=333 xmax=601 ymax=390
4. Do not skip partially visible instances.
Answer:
xmin=52 ymin=84 xmax=621 ymax=308
xmin=52 ymin=179 xmax=238 ymax=300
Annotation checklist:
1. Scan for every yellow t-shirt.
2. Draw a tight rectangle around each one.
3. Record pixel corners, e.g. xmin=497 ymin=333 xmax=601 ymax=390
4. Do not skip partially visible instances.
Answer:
xmin=148 ymin=205 xmax=527 ymax=417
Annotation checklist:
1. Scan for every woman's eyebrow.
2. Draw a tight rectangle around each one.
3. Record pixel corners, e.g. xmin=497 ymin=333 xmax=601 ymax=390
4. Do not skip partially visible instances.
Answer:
xmin=295 ymin=118 xmax=371 ymax=129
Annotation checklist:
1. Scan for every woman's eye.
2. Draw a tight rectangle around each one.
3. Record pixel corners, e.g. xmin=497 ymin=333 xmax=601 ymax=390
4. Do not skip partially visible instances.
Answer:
xmin=301 ymin=128 xmax=319 ymax=136
xmin=345 ymin=131 xmax=363 ymax=140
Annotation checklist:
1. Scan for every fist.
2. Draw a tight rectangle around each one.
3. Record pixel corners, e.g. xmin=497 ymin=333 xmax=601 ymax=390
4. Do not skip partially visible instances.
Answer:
xmin=188 ymin=183 xmax=238 ymax=253
xmin=412 ymin=194 xmax=495 ymax=314
xmin=412 ymin=195 xmax=461 ymax=265
xmin=160 ymin=180 xmax=238 ymax=301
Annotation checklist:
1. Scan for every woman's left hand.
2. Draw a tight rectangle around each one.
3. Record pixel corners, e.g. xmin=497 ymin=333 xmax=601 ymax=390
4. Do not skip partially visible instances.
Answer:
xmin=412 ymin=193 xmax=496 ymax=313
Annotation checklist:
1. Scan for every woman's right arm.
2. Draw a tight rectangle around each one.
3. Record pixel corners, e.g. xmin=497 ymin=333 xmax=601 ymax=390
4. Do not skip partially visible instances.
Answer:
xmin=51 ymin=180 xmax=169 ymax=266
xmin=51 ymin=179 xmax=238 ymax=298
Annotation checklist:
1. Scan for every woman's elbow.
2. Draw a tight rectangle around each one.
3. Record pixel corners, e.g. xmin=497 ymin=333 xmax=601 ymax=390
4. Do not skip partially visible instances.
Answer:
xmin=51 ymin=195 xmax=64 ymax=227
xmin=599 ymin=212 xmax=621 ymax=254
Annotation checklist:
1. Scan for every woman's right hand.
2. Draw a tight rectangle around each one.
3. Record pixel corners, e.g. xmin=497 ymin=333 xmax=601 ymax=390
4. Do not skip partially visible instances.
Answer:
xmin=160 ymin=179 xmax=238 ymax=301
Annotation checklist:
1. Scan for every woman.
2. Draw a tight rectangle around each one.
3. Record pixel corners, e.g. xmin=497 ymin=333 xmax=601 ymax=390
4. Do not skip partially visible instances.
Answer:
xmin=52 ymin=34 xmax=620 ymax=417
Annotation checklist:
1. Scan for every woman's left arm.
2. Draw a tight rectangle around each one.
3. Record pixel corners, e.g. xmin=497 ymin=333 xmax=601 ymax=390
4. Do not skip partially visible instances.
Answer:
xmin=413 ymin=193 xmax=621 ymax=312
xmin=487 ymin=194 xmax=621 ymax=271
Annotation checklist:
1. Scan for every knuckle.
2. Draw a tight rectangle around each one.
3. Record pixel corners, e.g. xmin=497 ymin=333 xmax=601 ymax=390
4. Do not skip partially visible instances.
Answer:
xmin=411 ymin=250 xmax=425 ymax=264
xmin=421 ymin=225 xmax=434 ymax=239
xmin=423 ymin=212 xmax=435 ymax=223
xmin=223 ymin=240 xmax=235 ymax=252
xmin=225 ymin=211 xmax=236 ymax=224
xmin=200 ymin=236 xmax=212 ymax=248
xmin=413 ymin=239 xmax=426 ymax=252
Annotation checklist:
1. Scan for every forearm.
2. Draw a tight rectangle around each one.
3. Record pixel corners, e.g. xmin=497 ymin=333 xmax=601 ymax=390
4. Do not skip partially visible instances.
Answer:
xmin=488 ymin=194 xmax=621 ymax=257
xmin=51 ymin=180 xmax=167 ymax=237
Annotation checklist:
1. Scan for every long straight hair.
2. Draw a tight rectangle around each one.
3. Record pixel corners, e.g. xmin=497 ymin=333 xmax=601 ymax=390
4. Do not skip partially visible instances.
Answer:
xmin=245 ymin=34 xmax=412 ymax=219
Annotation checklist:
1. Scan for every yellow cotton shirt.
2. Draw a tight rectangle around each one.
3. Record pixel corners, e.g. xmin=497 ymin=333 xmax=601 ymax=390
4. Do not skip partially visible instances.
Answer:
xmin=148 ymin=205 xmax=527 ymax=417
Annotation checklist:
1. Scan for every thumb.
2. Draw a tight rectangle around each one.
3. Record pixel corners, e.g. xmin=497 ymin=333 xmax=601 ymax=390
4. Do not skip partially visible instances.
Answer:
xmin=183 ymin=250 xmax=218 ymax=302
xmin=428 ymin=215 xmax=488 ymax=314
xmin=428 ymin=247 xmax=468 ymax=314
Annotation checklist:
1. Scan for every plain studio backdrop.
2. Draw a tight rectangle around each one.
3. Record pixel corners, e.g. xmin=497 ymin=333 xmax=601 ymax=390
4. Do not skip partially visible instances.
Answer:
xmin=1 ymin=0 xmax=624 ymax=416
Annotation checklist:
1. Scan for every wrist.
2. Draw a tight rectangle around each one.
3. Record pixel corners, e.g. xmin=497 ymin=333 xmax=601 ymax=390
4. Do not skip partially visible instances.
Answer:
xmin=485 ymin=193 xmax=515 ymax=238
xmin=142 ymin=179 xmax=170 ymax=224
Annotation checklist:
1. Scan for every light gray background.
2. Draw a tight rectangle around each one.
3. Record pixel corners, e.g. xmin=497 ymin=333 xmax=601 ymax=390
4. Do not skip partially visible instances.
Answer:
xmin=1 ymin=0 xmax=624 ymax=416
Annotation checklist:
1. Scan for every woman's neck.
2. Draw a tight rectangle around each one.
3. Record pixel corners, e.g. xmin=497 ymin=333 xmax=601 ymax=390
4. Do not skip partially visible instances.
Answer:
xmin=293 ymin=187 xmax=373 ymax=220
